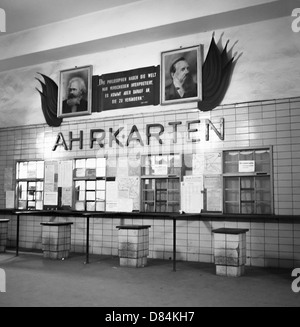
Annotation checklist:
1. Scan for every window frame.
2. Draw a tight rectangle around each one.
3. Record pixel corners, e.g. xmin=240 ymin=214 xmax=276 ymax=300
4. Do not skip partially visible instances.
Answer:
xmin=73 ymin=157 xmax=107 ymax=212
xmin=222 ymin=146 xmax=273 ymax=215
xmin=141 ymin=153 xmax=182 ymax=213
xmin=15 ymin=160 xmax=45 ymax=211
xmin=141 ymin=176 xmax=181 ymax=213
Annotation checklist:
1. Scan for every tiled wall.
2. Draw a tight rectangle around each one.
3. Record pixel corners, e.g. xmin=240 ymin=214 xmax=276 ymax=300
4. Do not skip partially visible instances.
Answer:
xmin=1 ymin=96 xmax=300 ymax=268
xmin=2 ymin=214 xmax=300 ymax=268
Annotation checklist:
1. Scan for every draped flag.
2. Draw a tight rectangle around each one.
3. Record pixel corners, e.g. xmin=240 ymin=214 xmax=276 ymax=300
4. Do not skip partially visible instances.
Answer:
xmin=198 ymin=35 xmax=236 ymax=112
xmin=36 ymin=73 xmax=62 ymax=127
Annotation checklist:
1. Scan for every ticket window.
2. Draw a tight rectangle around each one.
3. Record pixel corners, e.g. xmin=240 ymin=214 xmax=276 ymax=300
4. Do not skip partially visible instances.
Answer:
xmin=223 ymin=148 xmax=272 ymax=214
xmin=16 ymin=161 xmax=44 ymax=210
xmin=73 ymin=158 xmax=106 ymax=211
xmin=141 ymin=154 xmax=181 ymax=213
xmin=142 ymin=177 xmax=180 ymax=213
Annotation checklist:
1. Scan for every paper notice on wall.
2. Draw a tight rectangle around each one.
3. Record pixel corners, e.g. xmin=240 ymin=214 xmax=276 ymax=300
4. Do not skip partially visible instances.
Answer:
xmin=106 ymin=181 xmax=119 ymax=212
xmin=204 ymin=175 xmax=222 ymax=212
xmin=4 ymin=168 xmax=13 ymax=191
xmin=193 ymin=152 xmax=222 ymax=175
xmin=181 ymin=177 xmax=203 ymax=213
xmin=44 ymin=183 xmax=54 ymax=192
xmin=204 ymin=152 xmax=222 ymax=174
xmin=61 ymin=187 xmax=72 ymax=207
xmin=204 ymin=175 xmax=222 ymax=189
xmin=117 ymin=198 xmax=133 ymax=212
xmin=117 ymin=177 xmax=140 ymax=211
xmin=44 ymin=192 xmax=58 ymax=206
xmin=45 ymin=162 xmax=58 ymax=192
xmin=106 ymin=181 xmax=118 ymax=202
xmin=193 ymin=154 xmax=205 ymax=175
xmin=106 ymin=202 xmax=118 ymax=212
xmin=116 ymin=185 xmax=133 ymax=212
xmin=45 ymin=163 xmax=55 ymax=185
xmin=153 ymin=164 xmax=168 ymax=176
xmin=128 ymin=154 xmax=141 ymax=176
xmin=58 ymin=161 xmax=73 ymax=187
xmin=118 ymin=189 xmax=129 ymax=199
xmin=239 ymin=160 xmax=255 ymax=173
xmin=5 ymin=191 xmax=15 ymax=209
xmin=207 ymin=189 xmax=222 ymax=212
xmin=184 ymin=175 xmax=203 ymax=184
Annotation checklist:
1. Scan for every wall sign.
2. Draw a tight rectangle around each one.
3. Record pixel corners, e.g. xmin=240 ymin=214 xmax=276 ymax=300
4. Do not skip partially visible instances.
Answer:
xmin=239 ymin=160 xmax=255 ymax=173
xmin=99 ymin=66 xmax=160 ymax=110
xmin=52 ymin=119 xmax=225 ymax=151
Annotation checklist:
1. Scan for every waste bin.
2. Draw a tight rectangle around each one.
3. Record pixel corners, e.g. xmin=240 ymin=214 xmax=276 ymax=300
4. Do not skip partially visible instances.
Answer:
xmin=212 ymin=228 xmax=249 ymax=277
xmin=116 ymin=225 xmax=151 ymax=268
xmin=0 ymin=219 xmax=9 ymax=253
xmin=41 ymin=222 xmax=73 ymax=260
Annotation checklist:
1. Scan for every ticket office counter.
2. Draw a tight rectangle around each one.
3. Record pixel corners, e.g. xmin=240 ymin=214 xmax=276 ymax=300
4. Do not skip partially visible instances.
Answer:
xmin=1 ymin=209 xmax=299 ymax=271
xmin=13 ymin=147 xmax=273 ymax=216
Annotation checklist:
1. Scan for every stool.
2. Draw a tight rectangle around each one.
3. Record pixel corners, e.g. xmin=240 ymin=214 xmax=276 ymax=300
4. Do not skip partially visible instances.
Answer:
xmin=0 ymin=219 xmax=10 ymax=253
xmin=116 ymin=225 xmax=151 ymax=268
xmin=41 ymin=222 xmax=73 ymax=260
xmin=212 ymin=228 xmax=249 ymax=277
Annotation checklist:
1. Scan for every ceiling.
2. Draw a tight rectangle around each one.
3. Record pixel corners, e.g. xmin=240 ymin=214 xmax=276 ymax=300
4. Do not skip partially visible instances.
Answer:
xmin=0 ymin=0 xmax=295 ymax=73
xmin=1 ymin=0 xmax=295 ymax=38
xmin=0 ymin=0 xmax=141 ymax=35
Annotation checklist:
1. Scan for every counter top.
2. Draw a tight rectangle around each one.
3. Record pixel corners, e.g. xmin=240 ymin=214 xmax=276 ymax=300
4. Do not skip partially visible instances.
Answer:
xmin=0 ymin=209 xmax=299 ymax=223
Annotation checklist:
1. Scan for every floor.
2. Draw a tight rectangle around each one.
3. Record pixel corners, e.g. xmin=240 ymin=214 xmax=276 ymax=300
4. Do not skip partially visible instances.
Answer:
xmin=0 ymin=251 xmax=299 ymax=307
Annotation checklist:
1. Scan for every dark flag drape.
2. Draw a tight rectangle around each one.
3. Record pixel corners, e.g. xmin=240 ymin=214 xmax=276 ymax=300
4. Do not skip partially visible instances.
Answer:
xmin=198 ymin=35 xmax=235 ymax=112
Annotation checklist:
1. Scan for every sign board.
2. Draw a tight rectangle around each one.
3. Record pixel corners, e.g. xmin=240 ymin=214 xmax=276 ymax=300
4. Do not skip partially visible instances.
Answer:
xmin=181 ymin=176 xmax=203 ymax=213
xmin=98 ymin=66 xmax=160 ymax=110
xmin=239 ymin=160 xmax=255 ymax=173
xmin=153 ymin=164 xmax=168 ymax=176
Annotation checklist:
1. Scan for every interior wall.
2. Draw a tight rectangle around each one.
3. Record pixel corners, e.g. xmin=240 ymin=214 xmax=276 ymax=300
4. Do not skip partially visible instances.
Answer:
xmin=1 ymin=94 xmax=300 ymax=269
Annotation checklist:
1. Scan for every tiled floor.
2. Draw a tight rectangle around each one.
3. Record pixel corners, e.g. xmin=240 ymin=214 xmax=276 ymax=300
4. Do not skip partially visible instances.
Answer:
xmin=0 ymin=251 xmax=299 ymax=307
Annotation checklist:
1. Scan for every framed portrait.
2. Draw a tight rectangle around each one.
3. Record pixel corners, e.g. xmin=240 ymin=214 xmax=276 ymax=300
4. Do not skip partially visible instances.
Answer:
xmin=161 ymin=45 xmax=202 ymax=105
xmin=58 ymin=65 xmax=92 ymax=118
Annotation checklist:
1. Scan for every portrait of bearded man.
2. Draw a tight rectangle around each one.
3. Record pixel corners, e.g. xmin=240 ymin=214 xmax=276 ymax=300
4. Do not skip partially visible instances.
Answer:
xmin=62 ymin=77 xmax=88 ymax=114
xmin=165 ymin=57 xmax=198 ymax=101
